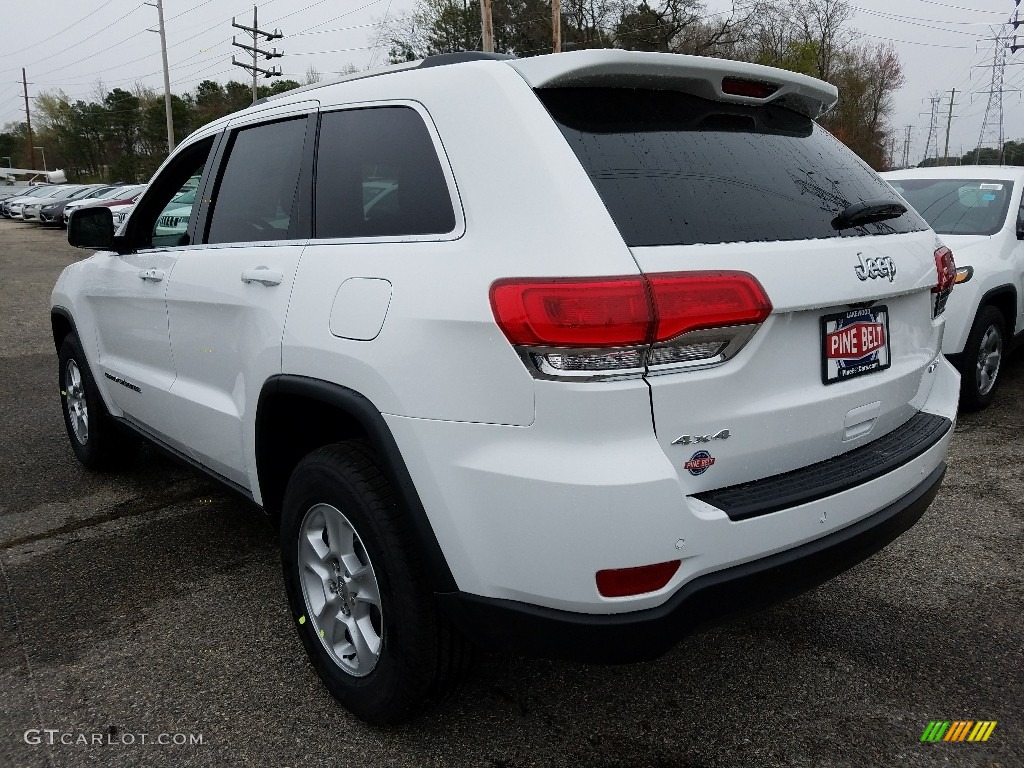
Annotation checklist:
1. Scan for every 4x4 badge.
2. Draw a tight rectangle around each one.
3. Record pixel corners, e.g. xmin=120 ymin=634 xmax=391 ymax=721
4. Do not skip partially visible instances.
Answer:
xmin=673 ymin=429 xmax=730 ymax=446
xmin=854 ymin=253 xmax=896 ymax=282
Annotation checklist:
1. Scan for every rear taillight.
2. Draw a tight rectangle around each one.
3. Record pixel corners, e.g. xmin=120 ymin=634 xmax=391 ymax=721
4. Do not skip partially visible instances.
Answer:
xmin=932 ymin=246 xmax=956 ymax=317
xmin=490 ymin=272 xmax=772 ymax=380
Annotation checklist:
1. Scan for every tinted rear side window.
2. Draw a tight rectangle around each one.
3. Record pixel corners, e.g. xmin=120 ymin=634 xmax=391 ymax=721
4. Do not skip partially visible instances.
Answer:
xmin=538 ymin=88 xmax=926 ymax=247
xmin=315 ymin=106 xmax=456 ymax=239
xmin=206 ymin=117 xmax=307 ymax=244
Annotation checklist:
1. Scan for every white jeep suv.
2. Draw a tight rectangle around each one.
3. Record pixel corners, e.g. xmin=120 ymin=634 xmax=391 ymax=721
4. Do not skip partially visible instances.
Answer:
xmin=52 ymin=50 xmax=959 ymax=724
xmin=882 ymin=166 xmax=1024 ymax=410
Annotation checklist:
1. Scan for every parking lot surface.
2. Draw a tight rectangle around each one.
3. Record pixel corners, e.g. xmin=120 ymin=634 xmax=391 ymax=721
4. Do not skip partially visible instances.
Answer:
xmin=1 ymin=217 xmax=1021 ymax=767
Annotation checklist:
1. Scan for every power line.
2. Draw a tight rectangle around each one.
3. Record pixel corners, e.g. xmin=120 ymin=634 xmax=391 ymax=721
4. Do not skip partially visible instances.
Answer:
xmin=910 ymin=0 xmax=1008 ymax=14
xmin=0 ymin=0 xmax=120 ymax=60
xmin=861 ymin=32 xmax=974 ymax=49
xmin=853 ymin=7 xmax=995 ymax=36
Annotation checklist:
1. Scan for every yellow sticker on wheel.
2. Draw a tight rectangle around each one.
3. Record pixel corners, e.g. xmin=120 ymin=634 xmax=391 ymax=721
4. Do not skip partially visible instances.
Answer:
xmin=299 ymin=615 xmax=306 ymax=625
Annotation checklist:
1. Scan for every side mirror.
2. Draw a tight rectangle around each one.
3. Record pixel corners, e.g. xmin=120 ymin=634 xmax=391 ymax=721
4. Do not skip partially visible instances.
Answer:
xmin=68 ymin=207 xmax=114 ymax=250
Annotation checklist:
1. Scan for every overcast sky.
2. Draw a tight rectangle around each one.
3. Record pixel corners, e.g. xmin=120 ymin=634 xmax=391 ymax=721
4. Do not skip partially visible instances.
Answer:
xmin=0 ymin=0 xmax=1019 ymax=165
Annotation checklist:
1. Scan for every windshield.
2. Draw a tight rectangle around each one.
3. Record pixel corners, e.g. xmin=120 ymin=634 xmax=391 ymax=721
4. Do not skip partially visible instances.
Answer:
xmin=171 ymin=187 xmax=197 ymax=205
xmin=538 ymin=88 xmax=926 ymax=247
xmin=97 ymin=186 xmax=130 ymax=200
xmin=887 ymin=178 xmax=1014 ymax=236
xmin=31 ymin=187 xmax=67 ymax=199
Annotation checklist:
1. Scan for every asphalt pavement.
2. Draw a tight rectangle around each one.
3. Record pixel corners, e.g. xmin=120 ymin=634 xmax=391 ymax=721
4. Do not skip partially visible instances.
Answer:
xmin=1 ymin=217 xmax=1021 ymax=768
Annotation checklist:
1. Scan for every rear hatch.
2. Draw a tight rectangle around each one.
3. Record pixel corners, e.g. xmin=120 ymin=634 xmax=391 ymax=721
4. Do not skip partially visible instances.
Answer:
xmin=534 ymin=81 xmax=945 ymax=493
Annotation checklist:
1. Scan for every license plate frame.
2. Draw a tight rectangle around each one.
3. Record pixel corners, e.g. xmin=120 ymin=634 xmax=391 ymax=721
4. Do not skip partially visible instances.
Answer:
xmin=820 ymin=305 xmax=891 ymax=385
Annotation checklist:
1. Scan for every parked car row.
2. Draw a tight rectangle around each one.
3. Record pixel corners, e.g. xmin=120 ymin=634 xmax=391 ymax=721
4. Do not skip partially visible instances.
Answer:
xmin=1 ymin=182 xmax=146 ymax=226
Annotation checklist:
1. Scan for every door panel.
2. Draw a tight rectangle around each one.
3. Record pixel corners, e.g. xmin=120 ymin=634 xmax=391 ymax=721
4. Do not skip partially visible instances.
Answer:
xmin=160 ymin=109 xmax=315 ymax=488
xmin=163 ymin=245 xmax=304 ymax=486
xmin=84 ymin=251 xmax=177 ymax=427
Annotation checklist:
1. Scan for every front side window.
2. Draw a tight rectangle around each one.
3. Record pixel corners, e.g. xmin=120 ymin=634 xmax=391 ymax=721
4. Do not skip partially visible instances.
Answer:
xmin=152 ymin=173 xmax=205 ymax=248
xmin=886 ymin=179 xmax=1014 ymax=237
xmin=315 ymin=106 xmax=456 ymax=239
xmin=128 ymin=138 xmax=213 ymax=250
xmin=206 ymin=118 xmax=308 ymax=245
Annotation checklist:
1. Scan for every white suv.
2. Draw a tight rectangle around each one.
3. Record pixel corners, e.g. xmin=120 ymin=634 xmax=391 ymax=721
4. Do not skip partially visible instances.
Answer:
xmin=882 ymin=167 xmax=1024 ymax=410
xmin=53 ymin=50 xmax=959 ymax=724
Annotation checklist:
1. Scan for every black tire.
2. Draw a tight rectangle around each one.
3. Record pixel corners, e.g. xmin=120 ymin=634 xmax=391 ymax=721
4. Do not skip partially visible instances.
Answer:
xmin=57 ymin=333 xmax=137 ymax=470
xmin=279 ymin=440 xmax=472 ymax=724
xmin=957 ymin=305 xmax=1006 ymax=413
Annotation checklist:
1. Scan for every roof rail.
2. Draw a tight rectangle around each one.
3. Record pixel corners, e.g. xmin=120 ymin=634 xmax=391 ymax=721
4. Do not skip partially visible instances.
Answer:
xmin=418 ymin=51 xmax=516 ymax=68
xmin=256 ymin=52 xmax=516 ymax=105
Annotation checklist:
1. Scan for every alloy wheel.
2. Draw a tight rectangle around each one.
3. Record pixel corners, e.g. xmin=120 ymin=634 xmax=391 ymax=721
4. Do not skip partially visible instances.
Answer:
xmin=297 ymin=503 xmax=384 ymax=677
xmin=976 ymin=325 xmax=1002 ymax=397
xmin=65 ymin=359 xmax=89 ymax=444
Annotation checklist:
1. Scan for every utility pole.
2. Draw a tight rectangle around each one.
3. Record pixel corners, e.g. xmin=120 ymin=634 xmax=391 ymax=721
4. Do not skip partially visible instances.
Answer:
xmin=480 ymin=0 xmax=494 ymax=53
xmin=552 ymin=0 xmax=561 ymax=52
xmin=919 ymin=93 xmax=941 ymax=164
xmin=145 ymin=0 xmax=175 ymax=153
xmin=901 ymin=125 xmax=912 ymax=169
xmin=232 ymin=6 xmax=283 ymax=104
xmin=22 ymin=68 xmax=34 ymax=170
xmin=941 ymin=87 xmax=957 ymax=166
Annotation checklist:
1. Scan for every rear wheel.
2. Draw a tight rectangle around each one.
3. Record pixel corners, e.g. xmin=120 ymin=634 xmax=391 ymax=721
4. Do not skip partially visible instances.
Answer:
xmin=279 ymin=441 xmax=471 ymax=724
xmin=957 ymin=305 xmax=1005 ymax=412
xmin=58 ymin=334 xmax=137 ymax=470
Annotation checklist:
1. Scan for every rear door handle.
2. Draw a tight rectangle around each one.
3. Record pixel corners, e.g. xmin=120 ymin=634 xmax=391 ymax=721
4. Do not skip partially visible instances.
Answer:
xmin=241 ymin=267 xmax=283 ymax=287
xmin=138 ymin=269 xmax=165 ymax=282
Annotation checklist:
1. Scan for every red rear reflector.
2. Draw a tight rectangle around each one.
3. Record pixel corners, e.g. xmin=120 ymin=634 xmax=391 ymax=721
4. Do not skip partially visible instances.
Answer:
xmin=932 ymin=246 xmax=956 ymax=294
xmin=648 ymin=272 xmax=772 ymax=342
xmin=721 ymin=77 xmax=779 ymax=99
xmin=490 ymin=272 xmax=771 ymax=347
xmin=596 ymin=560 xmax=681 ymax=597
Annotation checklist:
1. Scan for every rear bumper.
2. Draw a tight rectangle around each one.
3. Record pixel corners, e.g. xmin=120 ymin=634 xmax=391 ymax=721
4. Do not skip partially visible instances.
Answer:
xmin=438 ymin=463 xmax=945 ymax=664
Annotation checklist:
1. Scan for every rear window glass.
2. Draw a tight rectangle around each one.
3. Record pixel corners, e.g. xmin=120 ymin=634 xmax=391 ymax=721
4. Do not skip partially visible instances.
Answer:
xmin=886 ymin=178 xmax=1013 ymax=237
xmin=538 ymin=88 xmax=926 ymax=247
xmin=315 ymin=106 xmax=456 ymax=239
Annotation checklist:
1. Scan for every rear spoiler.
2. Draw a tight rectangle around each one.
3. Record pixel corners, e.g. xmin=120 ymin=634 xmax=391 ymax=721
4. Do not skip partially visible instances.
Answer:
xmin=508 ymin=50 xmax=838 ymax=119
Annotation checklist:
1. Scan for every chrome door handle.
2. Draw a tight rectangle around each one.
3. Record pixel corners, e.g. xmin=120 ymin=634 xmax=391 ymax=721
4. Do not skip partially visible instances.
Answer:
xmin=138 ymin=269 xmax=165 ymax=282
xmin=241 ymin=268 xmax=283 ymax=286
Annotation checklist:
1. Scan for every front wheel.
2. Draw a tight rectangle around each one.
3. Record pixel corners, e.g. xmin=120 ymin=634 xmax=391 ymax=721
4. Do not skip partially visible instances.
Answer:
xmin=279 ymin=441 xmax=471 ymax=724
xmin=957 ymin=305 xmax=1006 ymax=412
xmin=57 ymin=334 xmax=137 ymax=470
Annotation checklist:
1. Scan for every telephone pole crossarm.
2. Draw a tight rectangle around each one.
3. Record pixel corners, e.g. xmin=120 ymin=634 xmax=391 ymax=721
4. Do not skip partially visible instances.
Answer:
xmin=231 ymin=58 xmax=283 ymax=78
xmin=232 ymin=6 xmax=284 ymax=104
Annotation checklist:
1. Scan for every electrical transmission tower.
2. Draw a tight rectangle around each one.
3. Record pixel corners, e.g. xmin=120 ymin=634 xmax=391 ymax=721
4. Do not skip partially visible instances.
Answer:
xmin=974 ymin=28 xmax=1011 ymax=164
xmin=920 ymin=93 xmax=942 ymax=164
xmin=232 ymin=5 xmax=284 ymax=104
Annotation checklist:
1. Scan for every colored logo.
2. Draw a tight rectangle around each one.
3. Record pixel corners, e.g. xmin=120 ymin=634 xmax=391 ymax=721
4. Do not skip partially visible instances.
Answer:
xmin=920 ymin=720 xmax=997 ymax=742
xmin=826 ymin=321 xmax=886 ymax=360
xmin=684 ymin=450 xmax=715 ymax=476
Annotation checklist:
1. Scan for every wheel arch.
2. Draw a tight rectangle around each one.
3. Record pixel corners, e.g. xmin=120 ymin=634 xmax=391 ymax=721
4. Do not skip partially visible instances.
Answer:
xmin=255 ymin=375 xmax=458 ymax=593
xmin=978 ymin=285 xmax=1017 ymax=337
xmin=50 ymin=306 xmax=78 ymax=351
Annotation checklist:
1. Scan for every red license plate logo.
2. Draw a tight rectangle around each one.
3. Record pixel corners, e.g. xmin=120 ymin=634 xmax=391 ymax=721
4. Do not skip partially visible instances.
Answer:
xmin=825 ymin=322 xmax=886 ymax=360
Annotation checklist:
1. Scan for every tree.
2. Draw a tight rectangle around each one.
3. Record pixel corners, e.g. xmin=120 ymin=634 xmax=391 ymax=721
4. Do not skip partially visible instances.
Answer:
xmin=303 ymin=65 xmax=323 ymax=85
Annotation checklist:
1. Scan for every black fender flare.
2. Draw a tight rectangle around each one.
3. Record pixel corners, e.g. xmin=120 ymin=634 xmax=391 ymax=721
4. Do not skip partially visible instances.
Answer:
xmin=256 ymin=375 xmax=458 ymax=593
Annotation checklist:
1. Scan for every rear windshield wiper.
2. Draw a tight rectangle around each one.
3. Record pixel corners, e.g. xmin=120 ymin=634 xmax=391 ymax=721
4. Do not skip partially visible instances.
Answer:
xmin=832 ymin=198 xmax=907 ymax=230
